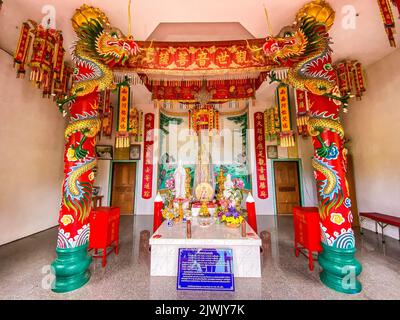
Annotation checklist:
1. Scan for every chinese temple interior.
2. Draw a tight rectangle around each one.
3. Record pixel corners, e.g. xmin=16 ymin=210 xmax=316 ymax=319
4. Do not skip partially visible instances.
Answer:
xmin=0 ymin=0 xmax=400 ymax=300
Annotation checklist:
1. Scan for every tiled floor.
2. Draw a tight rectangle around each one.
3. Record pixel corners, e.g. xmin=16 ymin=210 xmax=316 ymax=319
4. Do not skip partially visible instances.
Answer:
xmin=0 ymin=215 xmax=399 ymax=299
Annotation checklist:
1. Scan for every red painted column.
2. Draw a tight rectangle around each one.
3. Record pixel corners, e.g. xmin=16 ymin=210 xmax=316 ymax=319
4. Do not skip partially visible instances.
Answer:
xmin=51 ymin=90 xmax=101 ymax=292
xmin=308 ymin=92 xmax=362 ymax=293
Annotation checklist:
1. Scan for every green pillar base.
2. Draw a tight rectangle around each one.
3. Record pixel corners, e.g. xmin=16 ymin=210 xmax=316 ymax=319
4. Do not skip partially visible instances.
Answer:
xmin=318 ymin=243 xmax=362 ymax=294
xmin=51 ymin=243 xmax=92 ymax=293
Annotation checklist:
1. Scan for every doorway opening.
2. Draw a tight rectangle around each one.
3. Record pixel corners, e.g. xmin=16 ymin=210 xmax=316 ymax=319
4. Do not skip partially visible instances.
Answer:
xmin=110 ymin=162 xmax=137 ymax=215
xmin=273 ymin=160 xmax=303 ymax=215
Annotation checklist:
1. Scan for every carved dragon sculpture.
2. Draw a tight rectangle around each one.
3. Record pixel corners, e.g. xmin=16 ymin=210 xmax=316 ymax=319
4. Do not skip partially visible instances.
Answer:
xmin=262 ymin=6 xmax=355 ymax=252
xmin=56 ymin=5 xmax=138 ymax=249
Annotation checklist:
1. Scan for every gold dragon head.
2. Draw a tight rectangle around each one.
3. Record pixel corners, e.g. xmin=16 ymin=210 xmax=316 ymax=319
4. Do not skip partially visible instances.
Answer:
xmin=71 ymin=4 xmax=139 ymax=67
xmin=262 ymin=0 xmax=335 ymax=64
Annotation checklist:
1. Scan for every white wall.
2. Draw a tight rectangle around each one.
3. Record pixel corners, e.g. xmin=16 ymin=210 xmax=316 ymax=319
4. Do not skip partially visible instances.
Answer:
xmin=342 ymin=49 xmax=400 ymax=240
xmin=0 ymin=50 xmax=65 ymax=245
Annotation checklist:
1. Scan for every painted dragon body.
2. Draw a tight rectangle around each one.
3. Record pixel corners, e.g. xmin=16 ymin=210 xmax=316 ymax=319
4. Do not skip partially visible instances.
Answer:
xmin=263 ymin=14 xmax=354 ymax=250
xmin=264 ymin=18 xmax=336 ymax=96
xmin=56 ymin=5 xmax=137 ymax=249
xmin=262 ymin=1 xmax=362 ymax=293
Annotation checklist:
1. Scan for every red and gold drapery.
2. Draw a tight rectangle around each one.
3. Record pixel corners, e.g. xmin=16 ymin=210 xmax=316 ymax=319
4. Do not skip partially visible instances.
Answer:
xmin=145 ymin=77 xmax=266 ymax=103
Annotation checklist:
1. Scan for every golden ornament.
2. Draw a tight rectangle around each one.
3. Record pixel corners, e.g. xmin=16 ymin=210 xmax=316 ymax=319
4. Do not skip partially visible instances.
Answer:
xmin=296 ymin=0 xmax=335 ymax=31
xmin=71 ymin=4 xmax=110 ymax=32
xmin=195 ymin=182 xmax=214 ymax=202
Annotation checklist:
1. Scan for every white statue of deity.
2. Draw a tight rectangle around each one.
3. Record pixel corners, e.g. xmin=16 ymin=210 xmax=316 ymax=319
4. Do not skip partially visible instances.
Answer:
xmin=223 ymin=174 xmax=234 ymax=199
xmin=174 ymin=160 xmax=187 ymax=199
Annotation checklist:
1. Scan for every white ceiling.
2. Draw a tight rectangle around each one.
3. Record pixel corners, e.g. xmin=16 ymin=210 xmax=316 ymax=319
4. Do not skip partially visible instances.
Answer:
xmin=0 ymin=0 xmax=399 ymax=104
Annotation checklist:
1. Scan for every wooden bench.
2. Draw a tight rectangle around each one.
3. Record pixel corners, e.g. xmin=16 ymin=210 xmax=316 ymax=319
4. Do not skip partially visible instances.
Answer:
xmin=359 ymin=212 xmax=400 ymax=243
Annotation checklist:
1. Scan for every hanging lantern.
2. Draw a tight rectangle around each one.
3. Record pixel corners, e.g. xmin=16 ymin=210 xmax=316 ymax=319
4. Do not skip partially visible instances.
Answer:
xmin=14 ymin=22 xmax=33 ymax=78
xmin=52 ymin=62 xmax=72 ymax=100
xmin=29 ymin=25 xmax=57 ymax=91
xmin=377 ymin=0 xmax=397 ymax=47
xmin=14 ymin=20 xmax=68 ymax=99
xmin=53 ymin=33 xmax=65 ymax=83
xmin=335 ymin=60 xmax=367 ymax=100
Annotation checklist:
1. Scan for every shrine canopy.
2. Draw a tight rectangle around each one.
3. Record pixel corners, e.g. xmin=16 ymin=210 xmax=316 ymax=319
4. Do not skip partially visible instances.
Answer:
xmin=113 ymin=38 xmax=283 ymax=105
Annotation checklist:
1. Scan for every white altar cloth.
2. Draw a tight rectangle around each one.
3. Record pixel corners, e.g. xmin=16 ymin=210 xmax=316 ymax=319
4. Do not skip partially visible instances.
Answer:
xmin=149 ymin=219 xmax=261 ymax=277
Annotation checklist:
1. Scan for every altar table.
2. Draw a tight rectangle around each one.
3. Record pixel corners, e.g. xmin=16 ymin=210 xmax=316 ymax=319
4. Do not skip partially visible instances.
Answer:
xmin=149 ymin=220 xmax=261 ymax=277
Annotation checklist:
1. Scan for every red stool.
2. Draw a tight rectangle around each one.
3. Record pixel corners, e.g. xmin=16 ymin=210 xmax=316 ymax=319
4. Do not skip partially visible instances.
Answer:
xmin=89 ymin=207 xmax=120 ymax=267
xmin=293 ymin=206 xmax=322 ymax=271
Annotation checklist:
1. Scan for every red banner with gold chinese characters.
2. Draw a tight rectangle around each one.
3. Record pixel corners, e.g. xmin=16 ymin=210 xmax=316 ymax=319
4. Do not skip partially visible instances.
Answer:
xmin=294 ymin=88 xmax=309 ymax=137
xmin=123 ymin=39 xmax=278 ymax=76
xmin=254 ymin=112 xmax=268 ymax=199
xmin=117 ymin=85 xmax=130 ymax=132
xmin=276 ymin=84 xmax=295 ymax=147
xmin=142 ymin=113 xmax=155 ymax=199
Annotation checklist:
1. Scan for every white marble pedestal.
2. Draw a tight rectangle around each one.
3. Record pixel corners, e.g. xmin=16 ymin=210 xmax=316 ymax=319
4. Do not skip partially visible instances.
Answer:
xmin=149 ymin=219 xmax=261 ymax=277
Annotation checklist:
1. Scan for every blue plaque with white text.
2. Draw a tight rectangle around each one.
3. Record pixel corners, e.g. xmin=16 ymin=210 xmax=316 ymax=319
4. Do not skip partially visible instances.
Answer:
xmin=177 ymin=248 xmax=234 ymax=291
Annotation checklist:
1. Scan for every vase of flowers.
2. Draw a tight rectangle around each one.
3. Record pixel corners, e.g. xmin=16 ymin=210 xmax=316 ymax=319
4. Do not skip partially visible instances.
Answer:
xmin=220 ymin=203 xmax=245 ymax=228
xmin=218 ymin=180 xmax=247 ymax=228
xmin=162 ymin=199 xmax=176 ymax=227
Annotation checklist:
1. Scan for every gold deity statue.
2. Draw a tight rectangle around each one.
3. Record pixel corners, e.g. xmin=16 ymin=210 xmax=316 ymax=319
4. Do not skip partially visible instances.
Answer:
xmin=199 ymin=201 xmax=210 ymax=217
xmin=216 ymin=166 xmax=226 ymax=200
xmin=185 ymin=167 xmax=191 ymax=199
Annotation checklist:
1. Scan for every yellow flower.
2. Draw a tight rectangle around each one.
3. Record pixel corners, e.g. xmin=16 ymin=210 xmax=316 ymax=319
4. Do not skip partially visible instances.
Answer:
xmin=60 ymin=214 xmax=74 ymax=226
xmin=330 ymin=213 xmax=345 ymax=225
xmin=66 ymin=147 xmax=77 ymax=161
